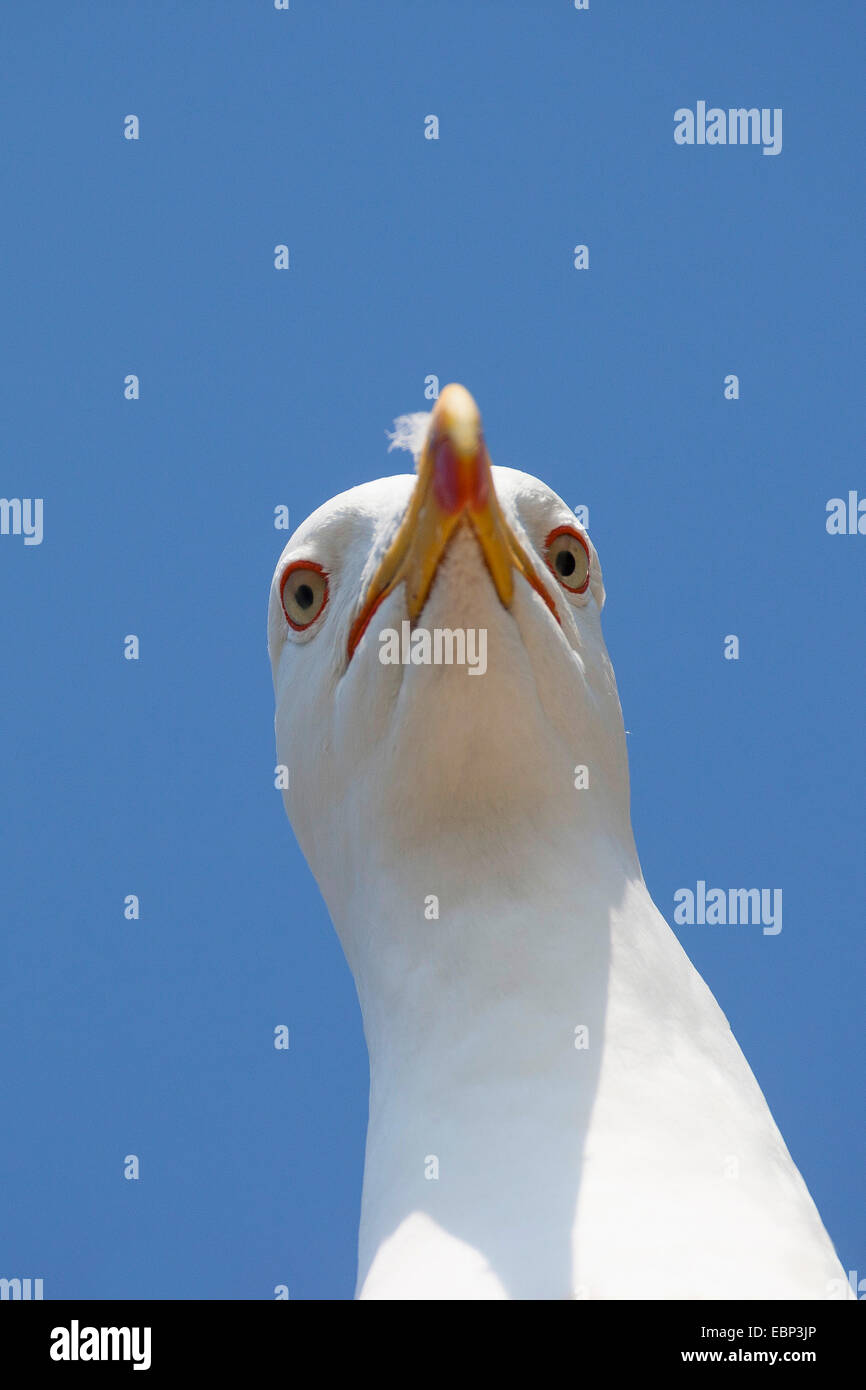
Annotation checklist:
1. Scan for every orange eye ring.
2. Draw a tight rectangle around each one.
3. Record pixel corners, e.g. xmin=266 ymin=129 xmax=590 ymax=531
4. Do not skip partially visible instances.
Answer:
xmin=544 ymin=526 xmax=590 ymax=594
xmin=280 ymin=561 xmax=329 ymax=631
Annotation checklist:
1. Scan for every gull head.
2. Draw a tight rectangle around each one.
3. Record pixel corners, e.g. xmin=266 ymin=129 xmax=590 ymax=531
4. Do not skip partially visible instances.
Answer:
xmin=268 ymin=385 xmax=635 ymax=932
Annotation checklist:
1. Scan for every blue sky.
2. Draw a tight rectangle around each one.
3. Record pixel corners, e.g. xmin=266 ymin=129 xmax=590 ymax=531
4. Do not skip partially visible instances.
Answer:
xmin=0 ymin=1 xmax=862 ymax=1299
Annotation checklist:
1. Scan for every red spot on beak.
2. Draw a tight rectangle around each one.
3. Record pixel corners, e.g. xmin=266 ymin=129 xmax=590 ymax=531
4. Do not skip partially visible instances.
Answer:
xmin=431 ymin=431 xmax=490 ymax=516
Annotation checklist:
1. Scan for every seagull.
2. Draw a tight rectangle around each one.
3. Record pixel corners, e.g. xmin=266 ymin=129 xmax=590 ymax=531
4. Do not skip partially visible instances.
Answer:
xmin=268 ymin=384 xmax=851 ymax=1301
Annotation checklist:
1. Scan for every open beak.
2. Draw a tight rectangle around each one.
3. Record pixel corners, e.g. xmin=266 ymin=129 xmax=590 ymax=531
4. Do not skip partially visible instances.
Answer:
xmin=347 ymin=383 xmax=558 ymax=661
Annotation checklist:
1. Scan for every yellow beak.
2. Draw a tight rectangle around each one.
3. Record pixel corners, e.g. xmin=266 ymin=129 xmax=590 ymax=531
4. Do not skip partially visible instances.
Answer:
xmin=348 ymin=383 xmax=558 ymax=661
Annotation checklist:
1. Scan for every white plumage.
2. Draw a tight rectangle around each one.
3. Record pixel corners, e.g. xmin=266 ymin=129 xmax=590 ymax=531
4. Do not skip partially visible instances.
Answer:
xmin=268 ymin=386 xmax=850 ymax=1300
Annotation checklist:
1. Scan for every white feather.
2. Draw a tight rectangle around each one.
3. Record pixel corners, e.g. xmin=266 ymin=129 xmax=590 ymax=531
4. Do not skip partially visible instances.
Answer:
xmin=386 ymin=411 xmax=432 ymax=466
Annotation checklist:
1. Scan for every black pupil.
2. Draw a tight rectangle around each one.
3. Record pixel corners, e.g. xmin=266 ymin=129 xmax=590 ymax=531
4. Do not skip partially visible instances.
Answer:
xmin=295 ymin=583 xmax=315 ymax=610
xmin=556 ymin=549 xmax=576 ymax=577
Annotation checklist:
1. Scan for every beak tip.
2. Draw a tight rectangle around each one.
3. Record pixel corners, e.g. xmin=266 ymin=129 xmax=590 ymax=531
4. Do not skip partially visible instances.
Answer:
xmin=426 ymin=383 xmax=488 ymax=515
xmin=432 ymin=383 xmax=482 ymax=457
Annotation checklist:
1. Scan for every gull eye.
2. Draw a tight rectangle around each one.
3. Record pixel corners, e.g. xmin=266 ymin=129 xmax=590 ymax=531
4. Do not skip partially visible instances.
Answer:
xmin=544 ymin=527 xmax=590 ymax=594
xmin=281 ymin=563 xmax=329 ymax=630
